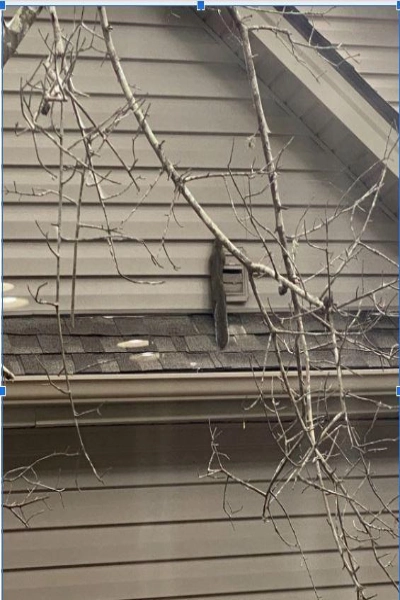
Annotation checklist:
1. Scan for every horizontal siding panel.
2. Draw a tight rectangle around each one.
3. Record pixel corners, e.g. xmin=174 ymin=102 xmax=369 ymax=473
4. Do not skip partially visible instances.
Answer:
xmin=349 ymin=45 xmax=399 ymax=75
xmin=3 ymin=132 xmax=345 ymax=172
xmin=3 ymin=552 xmax=397 ymax=600
xmin=5 ymin=450 xmax=396 ymax=494
xmin=5 ymin=6 xmax=203 ymax=27
xmin=3 ymin=168 xmax=363 ymax=207
xmin=3 ymin=95 xmax=304 ymax=137
xmin=4 ymin=275 xmax=397 ymax=313
xmin=159 ymin=589 xmax=397 ymax=600
xmin=4 ymin=422 xmax=397 ymax=489
xmin=343 ymin=47 xmax=398 ymax=75
xmin=4 ymin=58 xmax=252 ymax=99
xmin=4 ymin=584 xmax=396 ymax=600
xmin=85 ymin=7 xmax=202 ymax=27
xmin=4 ymin=421 xmax=397 ymax=598
xmin=358 ymin=60 xmax=397 ymax=77
xmin=4 ymin=204 xmax=397 ymax=242
xmin=4 ymin=476 xmax=397 ymax=530
xmin=4 ymin=240 xmax=397 ymax=277
xmin=299 ymin=7 xmax=398 ymax=110
xmin=15 ymin=23 xmax=235 ymax=63
xmin=303 ymin=7 xmax=396 ymax=19
xmin=308 ymin=20 xmax=397 ymax=48
xmin=4 ymin=515 xmax=397 ymax=569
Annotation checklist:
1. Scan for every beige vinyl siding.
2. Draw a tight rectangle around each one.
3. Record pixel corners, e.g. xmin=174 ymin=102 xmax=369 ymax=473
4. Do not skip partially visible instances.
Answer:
xmin=3 ymin=7 xmax=397 ymax=313
xmin=4 ymin=420 xmax=398 ymax=599
xmin=299 ymin=7 xmax=399 ymax=112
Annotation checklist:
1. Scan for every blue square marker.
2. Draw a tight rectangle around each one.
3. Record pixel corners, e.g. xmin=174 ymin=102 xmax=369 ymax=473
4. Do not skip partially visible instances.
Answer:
xmin=197 ymin=1 xmax=205 ymax=11
xmin=396 ymin=386 xmax=400 ymax=397
xmin=0 ymin=386 xmax=6 ymax=397
xmin=397 ymin=1 xmax=400 ymax=10
xmin=0 ymin=1 xmax=6 ymax=9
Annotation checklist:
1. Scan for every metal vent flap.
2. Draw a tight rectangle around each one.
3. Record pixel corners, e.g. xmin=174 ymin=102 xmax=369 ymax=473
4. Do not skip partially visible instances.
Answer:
xmin=223 ymin=252 xmax=249 ymax=303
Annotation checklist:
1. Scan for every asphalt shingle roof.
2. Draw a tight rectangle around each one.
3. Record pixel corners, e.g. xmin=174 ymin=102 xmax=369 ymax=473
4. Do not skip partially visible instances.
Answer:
xmin=3 ymin=313 xmax=398 ymax=377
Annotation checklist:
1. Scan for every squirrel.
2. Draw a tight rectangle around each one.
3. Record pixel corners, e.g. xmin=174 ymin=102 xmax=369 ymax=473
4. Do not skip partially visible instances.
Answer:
xmin=209 ymin=238 xmax=229 ymax=349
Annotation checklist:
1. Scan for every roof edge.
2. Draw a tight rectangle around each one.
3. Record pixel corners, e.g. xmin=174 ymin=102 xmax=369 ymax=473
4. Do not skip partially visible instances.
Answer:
xmin=200 ymin=7 xmax=398 ymax=180
xmin=4 ymin=369 xmax=398 ymax=427
xmin=6 ymin=368 xmax=398 ymax=403
xmin=275 ymin=6 xmax=398 ymax=127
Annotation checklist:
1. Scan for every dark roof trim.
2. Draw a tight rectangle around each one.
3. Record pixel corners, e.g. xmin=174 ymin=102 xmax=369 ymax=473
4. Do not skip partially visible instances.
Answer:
xmin=275 ymin=6 xmax=399 ymax=127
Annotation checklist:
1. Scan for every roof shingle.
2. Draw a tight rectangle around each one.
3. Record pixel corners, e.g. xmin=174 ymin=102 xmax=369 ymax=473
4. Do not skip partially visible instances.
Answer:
xmin=3 ymin=313 xmax=397 ymax=377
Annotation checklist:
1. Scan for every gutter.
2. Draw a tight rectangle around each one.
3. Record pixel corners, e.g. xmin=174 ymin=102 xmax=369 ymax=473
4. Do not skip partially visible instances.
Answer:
xmin=4 ymin=369 xmax=398 ymax=427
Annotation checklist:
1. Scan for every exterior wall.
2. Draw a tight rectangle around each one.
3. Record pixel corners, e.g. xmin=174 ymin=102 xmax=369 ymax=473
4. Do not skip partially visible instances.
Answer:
xmin=3 ymin=7 xmax=397 ymax=313
xmin=4 ymin=420 xmax=398 ymax=599
xmin=299 ymin=7 xmax=398 ymax=112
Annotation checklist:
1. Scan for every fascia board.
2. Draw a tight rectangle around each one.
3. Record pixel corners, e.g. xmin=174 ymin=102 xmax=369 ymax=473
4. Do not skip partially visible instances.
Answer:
xmin=242 ymin=8 xmax=398 ymax=178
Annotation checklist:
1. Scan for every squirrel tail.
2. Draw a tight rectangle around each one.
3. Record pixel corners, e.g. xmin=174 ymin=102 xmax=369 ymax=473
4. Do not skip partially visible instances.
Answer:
xmin=210 ymin=238 xmax=229 ymax=349
xmin=213 ymin=296 xmax=229 ymax=349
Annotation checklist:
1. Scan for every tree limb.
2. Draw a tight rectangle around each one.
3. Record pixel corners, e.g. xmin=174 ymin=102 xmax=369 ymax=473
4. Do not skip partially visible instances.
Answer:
xmin=3 ymin=6 xmax=42 ymax=66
